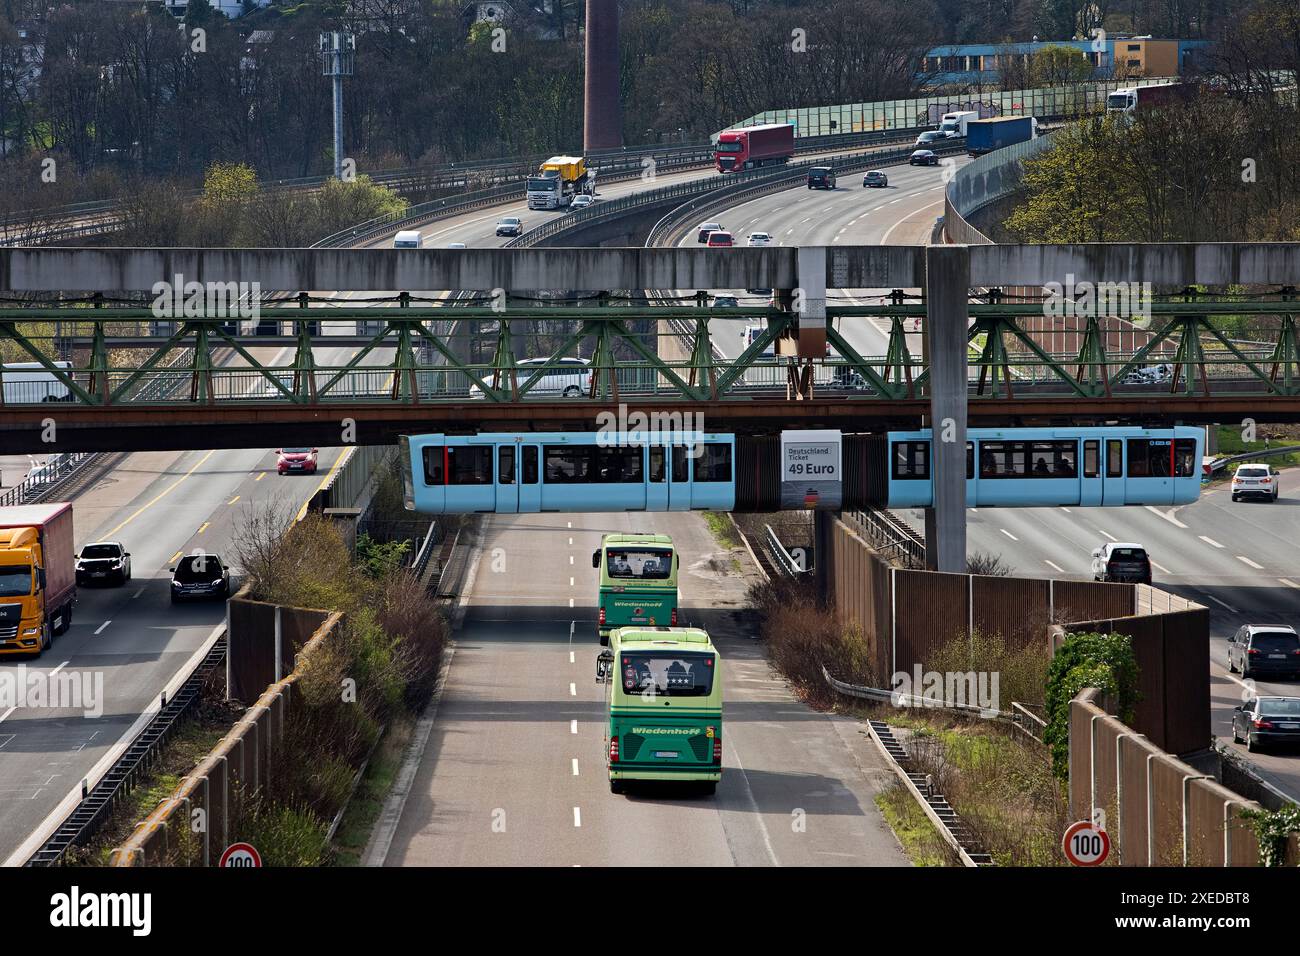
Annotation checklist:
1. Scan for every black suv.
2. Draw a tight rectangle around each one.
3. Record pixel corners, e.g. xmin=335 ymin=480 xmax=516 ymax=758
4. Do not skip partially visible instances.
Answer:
xmin=1228 ymin=625 xmax=1300 ymax=679
xmin=170 ymin=554 xmax=232 ymax=604
xmin=76 ymin=541 xmax=131 ymax=586
xmin=807 ymin=167 xmax=836 ymax=189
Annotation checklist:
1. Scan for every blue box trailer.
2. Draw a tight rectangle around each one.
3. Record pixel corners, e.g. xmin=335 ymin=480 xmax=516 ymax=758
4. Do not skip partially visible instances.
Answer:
xmin=966 ymin=116 xmax=1036 ymax=155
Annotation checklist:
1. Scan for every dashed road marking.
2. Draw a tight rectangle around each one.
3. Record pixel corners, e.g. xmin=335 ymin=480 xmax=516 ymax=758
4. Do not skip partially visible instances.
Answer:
xmin=93 ymin=621 xmax=110 ymax=635
xmin=1205 ymin=594 xmax=1238 ymax=613
xmin=1000 ymin=529 xmax=1018 ymax=541
xmin=1199 ymin=535 xmax=1224 ymax=549
xmin=1044 ymin=560 xmax=1065 ymax=573
xmin=1236 ymin=555 xmax=1264 ymax=570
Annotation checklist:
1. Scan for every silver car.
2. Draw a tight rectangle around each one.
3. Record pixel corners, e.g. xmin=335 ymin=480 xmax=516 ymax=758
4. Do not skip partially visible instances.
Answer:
xmin=469 ymin=357 xmax=591 ymax=398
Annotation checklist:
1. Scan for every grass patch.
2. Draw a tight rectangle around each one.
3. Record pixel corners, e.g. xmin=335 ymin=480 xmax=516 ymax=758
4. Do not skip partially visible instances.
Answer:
xmin=1212 ymin=424 xmax=1300 ymax=472
xmin=703 ymin=512 xmax=741 ymax=550
xmin=875 ymin=785 xmax=957 ymax=867
xmin=330 ymin=715 xmax=417 ymax=866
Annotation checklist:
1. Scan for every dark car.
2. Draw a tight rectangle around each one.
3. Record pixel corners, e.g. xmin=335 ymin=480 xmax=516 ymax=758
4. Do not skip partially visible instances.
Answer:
xmin=1232 ymin=696 xmax=1300 ymax=753
xmin=712 ymin=295 xmax=739 ymax=308
xmin=910 ymin=149 xmax=939 ymax=166
xmin=807 ymin=166 xmax=836 ymax=189
xmin=495 ymin=217 xmax=523 ymax=237
xmin=1228 ymin=625 xmax=1300 ymax=679
xmin=170 ymin=554 xmax=232 ymax=604
xmin=76 ymin=541 xmax=131 ymax=586
xmin=1090 ymin=542 xmax=1152 ymax=584
xmin=862 ymin=170 xmax=888 ymax=188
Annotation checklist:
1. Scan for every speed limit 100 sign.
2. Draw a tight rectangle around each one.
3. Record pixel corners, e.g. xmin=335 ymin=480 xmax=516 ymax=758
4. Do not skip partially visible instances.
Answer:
xmin=219 ymin=842 xmax=262 ymax=868
xmin=1062 ymin=820 xmax=1110 ymax=866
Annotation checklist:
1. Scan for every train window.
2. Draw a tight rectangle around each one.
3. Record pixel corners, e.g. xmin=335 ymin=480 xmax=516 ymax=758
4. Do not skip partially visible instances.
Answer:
xmin=891 ymin=441 xmax=929 ymax=480
xmin=594 ymin=445 xmax=644 ymax=483
xmin=649 ymin=447 xmax=665 ymax=483
xmin=978 ymin=441 xmax=1024 ymax=478
xmin=1029 ymin=441 xmax=1077 ymax=477
xmin=1106 ymin=440 xmax=1123 ymax=477
xmin=447 ymin=446 xmax=492 ymax=485
xmin=1083 ymin=440 xmax=1099 ymax=478
xmin=421 ymin=446 xmax=445 ymax=485
xmin=545 ymin=446 xmax=593 ymax=483
xmin=522 ymin=446 xmax=538 ymax=484
xmin=1127 ymin=438 xmax=1198 ymax=478
xmin=695 ymin=443 xmax=732 ymax=482
xmin=498 ymin=446 xmax=515 ymax=485
xmin=671 ymin=445 xmax=689 ymax=483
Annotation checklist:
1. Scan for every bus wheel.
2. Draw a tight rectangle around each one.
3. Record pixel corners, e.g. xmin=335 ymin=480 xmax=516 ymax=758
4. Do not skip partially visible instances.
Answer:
xmin=609 ymin=779 xmax=624 ymax=795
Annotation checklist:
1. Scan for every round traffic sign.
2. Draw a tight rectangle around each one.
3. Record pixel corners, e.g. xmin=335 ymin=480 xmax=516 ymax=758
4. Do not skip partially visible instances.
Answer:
xmin=1062 ymin=821 xmax=1110 ymax=866
xmin=219 ymin=842 xmax=263 ymax=868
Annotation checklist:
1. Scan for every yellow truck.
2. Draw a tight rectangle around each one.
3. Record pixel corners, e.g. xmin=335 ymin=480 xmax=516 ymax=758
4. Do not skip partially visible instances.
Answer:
xmin=526 ymin=155 xmax=590 ymax=210
xmin=0 ymin=503 xmax=77 ymax=656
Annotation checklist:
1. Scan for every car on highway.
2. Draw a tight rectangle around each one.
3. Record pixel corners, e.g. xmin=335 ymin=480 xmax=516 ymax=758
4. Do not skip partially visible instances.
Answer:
xmin=1090 ymin=542 xmax=1152 ymax=584
xmin=712 ymin=295 xmax=739 ymax=308
xmin=705 ymin=230 xmax=734 ymax=247
xmin=1231 ymin=463 xmax=1281 ymax=502
xmin=571 ymin=194 xmax=595 ymax=209
xmin=807 ymin=166 xmax=836 ymax=189
xmin=862 ymin=170 xmax=888 ymax=188
xmin=742 ymin=325 xmax=776 ymax=357
xmin=495 ymin=217 xmax=523 ymax=237
xmin=448 ymin=242 xmax=467 ymax=249
xmin=746 ymin=231 xmax=772 ymax=247
xmin=76 ymin=541 xmax=131 ymax=586
xmin=914 ymin=130 xmax=947 ymax=148
xmin=909 ymin=149 xmax=939 ymax=166
xmin=696 ymin=222 xmax=724 ymax=243
xmin=746 ymin=287 xmax=772 ymax=296
xmin=1231 ymin=696 xmax=1300 ymax=753
xmin=468 ymin=356 xmax=591 ymax=399
xmin=1120 ymin=362 xmax=1172 ymax=385
xmin=170 ymin=553 xmax=232 ymax=604
xmin=1228 ymin=624 xmax=1300 ymax=680
xmin=277 ymin=447 xmax=319 ymax=475
xmin=393 ymin=230 xmax=422 ymax=249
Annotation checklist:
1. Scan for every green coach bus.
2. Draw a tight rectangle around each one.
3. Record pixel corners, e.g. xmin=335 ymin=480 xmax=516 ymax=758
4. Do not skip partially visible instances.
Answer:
xmin=604 ymin=627 xmax=722 ymax=795
xmin=592 ymin=533 xmax=679 ymax=645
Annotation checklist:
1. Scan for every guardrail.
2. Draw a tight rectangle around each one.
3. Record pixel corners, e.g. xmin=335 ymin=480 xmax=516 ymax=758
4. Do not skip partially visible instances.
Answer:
xmin=843 ymin=508 xmax=926 ymax=569
xmin=943 ymin=130 xmax=1059 ymax=244
xmin=1204 ymin=444 xmax=1300 ymax=475
xmin=764 ymin=524 xmax=808 ymax=578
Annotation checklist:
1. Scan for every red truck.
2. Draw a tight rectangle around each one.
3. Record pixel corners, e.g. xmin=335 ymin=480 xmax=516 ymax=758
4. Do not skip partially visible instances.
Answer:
xmin=1106 ymin=82 xmax=1196 ymax=114
xmin=0 ymin=502 xmax=76 ymax=656
xmin=714 ymin=123 xmax=795 ymax=172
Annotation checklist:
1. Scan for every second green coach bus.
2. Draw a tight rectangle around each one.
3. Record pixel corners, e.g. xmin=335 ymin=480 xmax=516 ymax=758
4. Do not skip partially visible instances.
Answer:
xmin=592 ymin=533 xmax=679 ymax=644
xmin=605 ymin=627 xmax=722 ymax=794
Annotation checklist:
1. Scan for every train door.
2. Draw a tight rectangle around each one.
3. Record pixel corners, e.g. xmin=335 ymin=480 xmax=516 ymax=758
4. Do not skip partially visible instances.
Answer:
xmin=667 ymin=444 xmax=692 ymax=511
xmin=1125 ymin=438 xmax=1174 ymax=505
xmin=495 ymin=444 xmax=519 ymax=513
xmin=1101 ymin=438 xmax=1125 ymax=505
xmin=518 ymin=444 xmax=541 ymax=512
xmin=1079 ymin=439 xmax=1102 ymax=506
xmin=646 ymin=446 xmax=669 ymax=511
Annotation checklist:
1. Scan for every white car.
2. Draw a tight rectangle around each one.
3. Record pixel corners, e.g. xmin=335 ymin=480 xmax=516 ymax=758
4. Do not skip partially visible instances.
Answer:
xmin=1231 ymin=462 xmax=1281 ymax=502
xmin=448 ymin=242 xmax=467 ymax=249
xmin=572 ymin=195 xmax=595 ymax=209
xmin=469 ymin=357 xmax=591 ymax=399
xmin=746 ymin=232 xmax=772 ymax=247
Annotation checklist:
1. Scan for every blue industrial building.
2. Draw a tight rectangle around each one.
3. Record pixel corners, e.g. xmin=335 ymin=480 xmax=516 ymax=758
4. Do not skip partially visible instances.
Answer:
xmin=919 ymin=38 xmax=1212 ymax=86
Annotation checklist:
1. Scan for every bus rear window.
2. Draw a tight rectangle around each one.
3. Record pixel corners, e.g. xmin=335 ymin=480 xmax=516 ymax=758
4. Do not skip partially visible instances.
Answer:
xmin=620 ymin=651 xmax=714 ymax=696
xmin=606 ymin=548 xmax=672 ymax=579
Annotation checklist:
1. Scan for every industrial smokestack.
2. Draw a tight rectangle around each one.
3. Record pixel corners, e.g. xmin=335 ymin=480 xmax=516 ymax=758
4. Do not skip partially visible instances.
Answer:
xmin=584 ymin=0 xmax=622 ymax=151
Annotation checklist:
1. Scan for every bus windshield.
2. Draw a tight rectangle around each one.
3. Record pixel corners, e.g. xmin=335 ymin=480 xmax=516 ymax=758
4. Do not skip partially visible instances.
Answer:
xmin=620 ymin=651 xmax=714 ymax=696
xmin=607 ymin=548 xmax=672 ymax=579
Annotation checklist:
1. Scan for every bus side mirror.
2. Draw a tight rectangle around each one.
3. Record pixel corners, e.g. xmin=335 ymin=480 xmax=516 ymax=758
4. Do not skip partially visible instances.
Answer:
xmin=591 ymin=551 xmax=600 ymax=569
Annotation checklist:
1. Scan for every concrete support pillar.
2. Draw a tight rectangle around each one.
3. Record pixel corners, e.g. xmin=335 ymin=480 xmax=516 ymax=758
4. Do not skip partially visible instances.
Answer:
xmin=924 ymin=245 xmax=969 ymax=573
xmin=583 ymin=0 xmax=622 ymax=151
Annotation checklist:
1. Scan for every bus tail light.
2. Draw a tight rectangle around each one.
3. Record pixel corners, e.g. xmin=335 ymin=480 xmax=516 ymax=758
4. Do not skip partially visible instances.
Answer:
xmin=598 ymin=608 xmax=606 ymax=626
xmin=712 ymin=735 xmax=722 ymax=764
xmin=670 ymin=608 xmax=677 ymax=626
xmin=609 ymin=736 xmax=619 ymax=763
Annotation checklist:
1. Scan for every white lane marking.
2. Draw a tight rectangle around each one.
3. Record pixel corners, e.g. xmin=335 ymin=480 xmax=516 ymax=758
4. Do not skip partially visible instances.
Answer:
xmin=1280 ymin=578 xmax=1300 ymax=589
xmin=1044 ymin=560 xmax=1065 ymax=574
xmin=131 ymin=588 xmax=144 ymax=599
xmin=1199 ymin=535 xmax=1224 ymax=548
xmin=999 ymin=528 xmax=1018 ymax=541
xmin=569 ymin=577 xmax=574 ymax=587
xmin=0 ymin=707 xmax=16 ymax=725
xmin=1150 ymin=560 xmax=1171 ymax=574
xmin=1060 ymin=507 xmax=1071 ymax=513
xmin=568 ymin=537 xmax=573 ymax=546
xmin=49 ymin=661 xmax=69 ymax=677
xmin=571 ymin=719 xmax=578 ymax=734
xmin=569 ymin=683 xmax=576 ymax=697
xmin=1098 ymin=529 xmax=1118 ymax=541
xmin=567 ymin=521 xmax=571 ymax=528
xmin=93 ymin=621 xmax=110 ymax=635
xmin=573 ymin=807 xmax=582 ymax=827
xmin=569 ymin=650 xmax=575 ymax=663
xmin=1145 ymin=505 xmax=1188 ymax=528
xmin=572 ymin=759 xmax=580 ymax=776
xmin=569 ymin=597 xmax=574 ymax=608
xmin=569 ymin=555 xmax=574 ymax=565
xmin=1205 ymin=594 xmax=1238 ymax=613
xmin=1237 ymin=555 xmax=1264 ymax=570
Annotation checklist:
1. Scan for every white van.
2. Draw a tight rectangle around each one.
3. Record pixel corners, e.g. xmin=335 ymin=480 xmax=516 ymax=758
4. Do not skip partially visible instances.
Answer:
xmin=393 ymin=230 xmax=422 ymax=249
xmin=2 ymin=361 xmax=73 ymax=403
xmin=468 ymin=357 xmax=590 ymax=398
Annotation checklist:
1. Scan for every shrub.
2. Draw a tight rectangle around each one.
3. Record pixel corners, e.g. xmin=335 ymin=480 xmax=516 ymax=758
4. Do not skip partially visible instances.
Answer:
xmin=967 ymin=551 xmax=1012 ymax=576
xmin=1043 ymin=631 xmax=1140 ymax=780
xmin=927 ymin=629 xmax=1048 ymax=714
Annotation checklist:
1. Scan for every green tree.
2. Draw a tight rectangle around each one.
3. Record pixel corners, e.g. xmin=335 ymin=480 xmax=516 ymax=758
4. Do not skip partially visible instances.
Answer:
xmin=1028 ymin=44 xmax=1093 ymax=86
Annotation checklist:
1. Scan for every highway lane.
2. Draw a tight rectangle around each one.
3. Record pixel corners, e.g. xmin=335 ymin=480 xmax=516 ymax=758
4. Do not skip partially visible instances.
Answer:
xmin=384 ymin=510 xmax=908 ymax=866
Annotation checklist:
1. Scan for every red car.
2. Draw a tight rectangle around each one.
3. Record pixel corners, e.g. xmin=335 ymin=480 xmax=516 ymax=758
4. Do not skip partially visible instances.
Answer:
xmin=277 ymin=447 xmax=318 ymax=475
xmin=705 ymin=231 xmax=734 ymax=247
